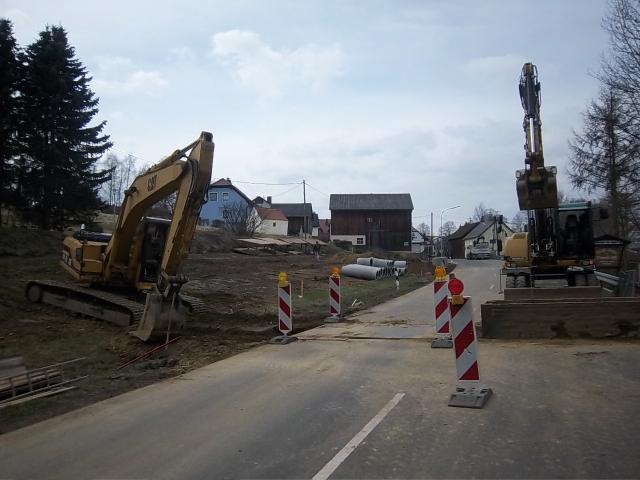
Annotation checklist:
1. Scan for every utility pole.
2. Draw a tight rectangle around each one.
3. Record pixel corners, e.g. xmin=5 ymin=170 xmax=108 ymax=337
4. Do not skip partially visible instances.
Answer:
xmin=430 ymin=211 xmax=434 ymax=259
xmin=302 ymin=179 xmax=307 ymax=239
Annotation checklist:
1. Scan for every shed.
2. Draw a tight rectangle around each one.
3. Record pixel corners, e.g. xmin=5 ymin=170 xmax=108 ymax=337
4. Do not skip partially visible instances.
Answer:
xmin=329 ymin=193 xmax=414 ymax=251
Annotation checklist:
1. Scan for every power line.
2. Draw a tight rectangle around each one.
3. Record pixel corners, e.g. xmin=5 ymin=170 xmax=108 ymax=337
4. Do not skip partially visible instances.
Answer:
xmin=270 ymin=184 xmax=301 ymax=197
xmin=305 ymin=182 xmax=329 ymax=197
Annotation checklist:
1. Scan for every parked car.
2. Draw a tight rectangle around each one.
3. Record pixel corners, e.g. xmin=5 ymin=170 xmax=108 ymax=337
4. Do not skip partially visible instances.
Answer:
xmin=468 ymin=242 xmax=491 ymax=260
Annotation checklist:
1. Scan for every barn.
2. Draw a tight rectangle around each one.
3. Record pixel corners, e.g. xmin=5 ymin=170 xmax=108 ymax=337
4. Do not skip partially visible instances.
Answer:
xmin=329 ymin=193 xmax=413 ymax=251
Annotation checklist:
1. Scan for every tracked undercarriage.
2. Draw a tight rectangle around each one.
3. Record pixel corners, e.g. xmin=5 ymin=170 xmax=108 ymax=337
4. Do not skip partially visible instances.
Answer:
xmin=26 ymin=279 xmax=208 ymax=339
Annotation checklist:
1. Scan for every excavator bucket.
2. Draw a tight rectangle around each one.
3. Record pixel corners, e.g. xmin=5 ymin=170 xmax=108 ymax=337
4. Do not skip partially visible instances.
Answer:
xmin=133 ymin=292 xmax=187 ymax=342
xmin=516 ymin=166 xmax=558 ymax=210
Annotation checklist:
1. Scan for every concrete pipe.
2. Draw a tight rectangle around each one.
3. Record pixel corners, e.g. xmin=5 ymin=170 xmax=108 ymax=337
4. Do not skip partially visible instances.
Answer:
xmin=371 ymin=258 xmax=394 ymax=268
xmin=342 ymin=264 xmax=382 ymax=281
xmin=356 ymin=257 xmax=374 ymax=266
xmin=393 ymin=260 xmax=407 ymax=269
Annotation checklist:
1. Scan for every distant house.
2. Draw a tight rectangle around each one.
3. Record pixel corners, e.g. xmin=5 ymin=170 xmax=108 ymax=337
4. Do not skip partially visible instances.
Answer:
xmin=447 ymin=222 xmax=480 ymax=258
xmin=463 ymin=220 xmax=514 ymax=258
xmin=253 ymin=196 xmax=272 ymax=208
xmin=200 ymin=178 xmax=253 ymax=226
xmin=318 ymin=219 xmax=331 ymax=242
xmin=270 ymin=203 xmax=317 ymax=236
xmin=329 ymin=193 xmax=413 ymax=251
xmin=254 ymin=207 xmax=288 ymax=236
xmin=447 ymin=220 xmax=514 ymax=258
xmin=411 ymin=227 xmax=426 ymax=253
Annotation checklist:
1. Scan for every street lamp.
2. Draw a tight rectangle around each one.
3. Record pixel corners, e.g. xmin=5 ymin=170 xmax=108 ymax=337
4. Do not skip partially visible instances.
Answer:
xmin=439 ymin=205 xmax=461 ymax=256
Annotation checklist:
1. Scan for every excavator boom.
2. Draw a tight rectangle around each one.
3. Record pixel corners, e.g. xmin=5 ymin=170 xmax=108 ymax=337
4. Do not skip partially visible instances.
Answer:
xmin=516 ymin=62 xmax=558 ymax=210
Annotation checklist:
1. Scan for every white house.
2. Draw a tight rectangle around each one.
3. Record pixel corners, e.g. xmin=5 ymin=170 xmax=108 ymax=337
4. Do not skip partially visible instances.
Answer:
xmin=463 ymin=221 xmax=514 ymax=258
xmin=254 ymin=207 xmax=289 ymax=236
xmin=411 ymin=227 xmax=426 ymax=253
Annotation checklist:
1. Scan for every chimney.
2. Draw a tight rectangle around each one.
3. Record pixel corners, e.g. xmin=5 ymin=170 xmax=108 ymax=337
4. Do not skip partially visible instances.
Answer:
xmin=267 ymin=196 xmax=272 ymax=204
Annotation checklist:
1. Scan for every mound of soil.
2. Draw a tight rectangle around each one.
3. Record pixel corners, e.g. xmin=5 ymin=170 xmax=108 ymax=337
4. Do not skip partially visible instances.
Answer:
xmin=190 ymin=228 xmax=236 ymax=254
xmin=0 ymin=228 xmax=64 ymax=257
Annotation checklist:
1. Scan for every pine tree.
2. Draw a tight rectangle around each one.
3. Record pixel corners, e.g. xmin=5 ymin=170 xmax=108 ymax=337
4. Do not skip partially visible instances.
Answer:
xmin=568 ymin=86 xmax=640 ymax=237
xmin=0 ymin=19 xmax=20 ymax=219
xmin=19 ymin=25 xmax=112 ymax=229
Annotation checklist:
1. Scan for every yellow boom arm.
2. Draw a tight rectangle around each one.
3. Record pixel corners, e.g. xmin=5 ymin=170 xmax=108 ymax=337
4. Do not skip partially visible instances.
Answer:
xmin=102 ymin=131 xmax=214 ymax=290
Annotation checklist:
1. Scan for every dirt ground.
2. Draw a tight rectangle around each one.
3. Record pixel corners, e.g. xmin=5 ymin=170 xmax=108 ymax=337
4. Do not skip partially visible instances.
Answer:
xmin=0 ymin=228 xmax=433 ymax=433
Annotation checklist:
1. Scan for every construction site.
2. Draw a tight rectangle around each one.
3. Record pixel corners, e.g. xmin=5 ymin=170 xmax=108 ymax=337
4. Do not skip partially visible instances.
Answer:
xmin=0 ymin=227 xmax=433 ymax=433
xmin=1 ymin=2 xmax=640 ymax=479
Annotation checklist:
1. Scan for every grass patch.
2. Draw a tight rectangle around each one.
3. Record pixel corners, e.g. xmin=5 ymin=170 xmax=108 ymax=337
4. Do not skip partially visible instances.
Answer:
xmin=293 ymin=274 xmax=430 ymax=319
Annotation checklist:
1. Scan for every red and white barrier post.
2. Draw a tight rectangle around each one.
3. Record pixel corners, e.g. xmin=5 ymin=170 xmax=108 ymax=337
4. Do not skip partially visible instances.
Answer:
xmin=447 ymin=275 xmax=492 ymax=408
xmin=327 ymin=268 xmax=341 ymax=323
xmin=431 ymin=265 xmax=453 ymax=348
xmin=270 ymin=272 xmax=297 ymax=345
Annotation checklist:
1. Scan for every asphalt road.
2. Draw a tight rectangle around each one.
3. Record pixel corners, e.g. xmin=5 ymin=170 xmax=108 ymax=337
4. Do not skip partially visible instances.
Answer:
xmin=2 ymin=259 xmax=639 ymax=479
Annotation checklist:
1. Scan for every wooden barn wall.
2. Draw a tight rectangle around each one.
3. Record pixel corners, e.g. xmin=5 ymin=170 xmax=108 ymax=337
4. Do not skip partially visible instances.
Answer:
xmin=331 ymin=210 xmax=412 ymax=251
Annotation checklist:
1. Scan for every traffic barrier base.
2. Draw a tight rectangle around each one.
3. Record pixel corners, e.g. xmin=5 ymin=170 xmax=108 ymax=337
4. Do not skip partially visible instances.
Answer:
xmin=269 ymin=335 xmax=298 ymax=345
xmin=431 ymin=336 xmax=453 ymax=348
xmin=448 ymin=385 xmax=493 ymax=408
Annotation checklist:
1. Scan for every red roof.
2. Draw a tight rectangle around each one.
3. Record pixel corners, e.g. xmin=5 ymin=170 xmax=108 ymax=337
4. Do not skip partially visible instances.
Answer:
xmin=256 ymin=207 xmax=288 ymax=221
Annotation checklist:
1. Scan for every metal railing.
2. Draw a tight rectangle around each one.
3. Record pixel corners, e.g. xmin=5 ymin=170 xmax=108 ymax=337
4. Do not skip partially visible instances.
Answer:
xmin=0 ymin=358 xmax=86 ymax=408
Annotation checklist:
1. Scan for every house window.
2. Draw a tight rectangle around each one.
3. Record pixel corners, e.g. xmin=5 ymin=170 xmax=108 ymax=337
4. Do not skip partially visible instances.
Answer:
xmin=208 ymin=192 xmax=218 ymax=201
xmin=222 ymin=192 xmax=229 ymax=202
xmin=272 ymin=222 xmax=276 ymax=227
xmin=356 ymin=237 xmax=364 ymax=245
xmin=367 ymin=217 xmax=373 ymax=223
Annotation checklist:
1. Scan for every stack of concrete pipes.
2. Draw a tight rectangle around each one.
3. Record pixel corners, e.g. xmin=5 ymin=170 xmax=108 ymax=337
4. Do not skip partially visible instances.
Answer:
xmin=341 ymin=257 xmax=408 ymax=281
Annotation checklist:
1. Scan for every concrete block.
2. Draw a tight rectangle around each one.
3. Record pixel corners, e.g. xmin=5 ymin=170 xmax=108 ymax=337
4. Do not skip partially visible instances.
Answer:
xmin=481 ymin=298 xmax=640 ymax=339
xmin=503 ymin=286 xmax=605 ymax=301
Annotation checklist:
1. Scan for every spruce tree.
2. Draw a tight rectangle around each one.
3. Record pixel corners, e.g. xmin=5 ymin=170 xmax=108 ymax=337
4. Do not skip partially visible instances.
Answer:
xmin=19 ymin=25 xmax=112 ymax=229
xmin=0 ymin=19 xmax=20 ymax=218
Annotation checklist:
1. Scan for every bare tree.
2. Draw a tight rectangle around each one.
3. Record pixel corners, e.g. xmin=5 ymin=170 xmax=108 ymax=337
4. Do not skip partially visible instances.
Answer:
xmin=599 ymin=0 xmax=640 ymax=117
xmin=510 ymin=211 xmax=528 ymax=232
xmin=569 ymin=86 xmax=640 ymax=236
xmin=440 ymin=220 xmax=456 ymax=237
xmin=471 ymin=202 xmax=500 ymax=222
xmin=222 ymin=202 xmax=263 ymax=237
xmin=416 ymin=222 xmax=430 ymax=238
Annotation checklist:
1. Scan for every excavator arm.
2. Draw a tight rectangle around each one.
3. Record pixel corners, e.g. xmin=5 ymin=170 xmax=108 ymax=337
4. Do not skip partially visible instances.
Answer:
xmin=102 ymin=131 xmax=215 ymax=341
xmin=516 ymin=63 xmax=558 ymax=210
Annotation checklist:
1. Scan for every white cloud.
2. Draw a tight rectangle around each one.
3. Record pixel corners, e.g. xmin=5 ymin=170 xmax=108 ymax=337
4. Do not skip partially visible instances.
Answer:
xmin=92 ymin=56 xmax=168 ymax=95
xmin=462 ymin=54 xmax=526 ymax=76
xmin=169 ymin=46 xmax=196 ymax=63
xmin=211 ymin=30 xmax=344 ymax=99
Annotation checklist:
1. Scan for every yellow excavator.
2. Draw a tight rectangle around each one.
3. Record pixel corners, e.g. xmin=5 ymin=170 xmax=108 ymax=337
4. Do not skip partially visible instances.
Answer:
xmin=503 ymin=64 xmax=602 ymax=288
xmin=26 ymin=131 xmax=215 ymax=341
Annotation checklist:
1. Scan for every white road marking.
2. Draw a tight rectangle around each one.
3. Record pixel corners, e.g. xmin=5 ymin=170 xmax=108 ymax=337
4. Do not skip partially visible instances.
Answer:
xmin=312 ymin=393 xmax=405 ymax=480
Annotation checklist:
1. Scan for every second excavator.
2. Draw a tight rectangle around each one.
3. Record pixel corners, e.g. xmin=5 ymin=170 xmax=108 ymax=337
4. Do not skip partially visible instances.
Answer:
xmin=503 ymin=64 xmax=602 ymax=287
xmin=26 ymin=131 xmax=215 ymax=341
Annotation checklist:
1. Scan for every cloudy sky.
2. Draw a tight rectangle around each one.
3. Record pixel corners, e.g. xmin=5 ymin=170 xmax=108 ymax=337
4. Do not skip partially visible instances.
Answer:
xmin=3 ymin=0 xmax=608 ymax=227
